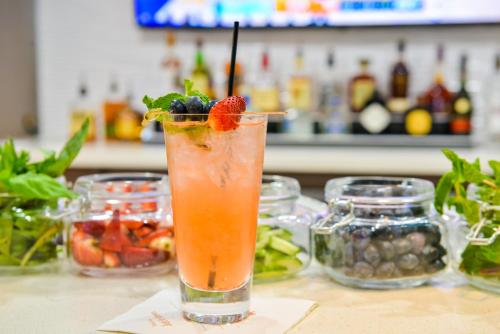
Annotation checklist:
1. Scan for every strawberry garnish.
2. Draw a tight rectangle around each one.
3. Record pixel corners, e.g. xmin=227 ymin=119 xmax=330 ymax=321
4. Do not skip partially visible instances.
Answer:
xmin=207 ymin=96 xmax=246 ymax=131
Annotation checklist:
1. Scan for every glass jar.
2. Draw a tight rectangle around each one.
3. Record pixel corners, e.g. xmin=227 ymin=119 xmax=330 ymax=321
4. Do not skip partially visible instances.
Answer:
xmin=68 ymin=173 xmax=175 ymax=277
xmin=0 ymin=194 xmax=68 ymax=274
xmin=254 ymin=175 xmax=326 ymax=282
xmin=445 ymin=185 xmax=500 ymax=293
xmin=312 ymin=177 xmax=447 ymax=289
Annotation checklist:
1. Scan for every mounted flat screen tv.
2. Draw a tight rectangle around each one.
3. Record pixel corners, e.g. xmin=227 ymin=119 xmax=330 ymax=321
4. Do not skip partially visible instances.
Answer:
xmin=135 ymin=0 xmax=500 ymax=28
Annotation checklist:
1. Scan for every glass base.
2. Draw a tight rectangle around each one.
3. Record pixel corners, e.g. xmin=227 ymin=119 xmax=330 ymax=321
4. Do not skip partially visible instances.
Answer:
xmin=466 ymin=275 xmax=500 ymax=294
xmin=180 ymin=277 xmax=251 ymax=324
xmin=325 ymin=268 xmax=439 ymax=289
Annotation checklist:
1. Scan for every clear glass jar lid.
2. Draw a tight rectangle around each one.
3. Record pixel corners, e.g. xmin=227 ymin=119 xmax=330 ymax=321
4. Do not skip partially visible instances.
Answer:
xmin=74 ymin=173 xmax=169 ymax=200
xmin=325 ymin=177 xmax=434 ymax=206
xmin=259 ymin=175 xmax=300 ymax=216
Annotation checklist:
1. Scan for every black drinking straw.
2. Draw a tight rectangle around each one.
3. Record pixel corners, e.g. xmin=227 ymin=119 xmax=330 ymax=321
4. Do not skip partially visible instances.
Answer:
xmin=227 ymin=21 xmax=240 ymax=97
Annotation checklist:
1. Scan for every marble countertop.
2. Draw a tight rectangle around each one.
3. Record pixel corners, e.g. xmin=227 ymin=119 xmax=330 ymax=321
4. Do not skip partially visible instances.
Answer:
xmin=1 ymin=267 xmax=499 ymax=334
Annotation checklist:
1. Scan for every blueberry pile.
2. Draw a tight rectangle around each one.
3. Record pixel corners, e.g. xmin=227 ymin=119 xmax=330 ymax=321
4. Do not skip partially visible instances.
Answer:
xmin=170 ymin=97 xmax=217 ymax=121
xmin=314 ymin=222 xmax=447 ymax=280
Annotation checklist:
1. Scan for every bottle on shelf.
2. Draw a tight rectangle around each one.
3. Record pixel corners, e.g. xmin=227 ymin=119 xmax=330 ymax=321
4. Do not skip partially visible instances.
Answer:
xmin=404 ymin=95 xmax=433 ymax=136
xmin=102 ymin=75 xmax=128 ymax=140
xmin=70 ymin=77 xmax=97 ymax=141
xmin=161 ymin=32 xmax=183 ymax=93
xmin=487 ymin=53 xmax=500 ymax=139
xmin=114 ymin=85 xmax=143 ymax=141
xmin=354 ymin=89 xmax=391 ymax=135
xmin=422 ymin=44 xmax=452 ymax=135
xmin=317 ymin=50 xmax=349 ymax=134
xmin=285 ymin=47 xmax=313 ymax=134
xmin=450 ymin=54 xmax=473 ymax=135
xmin=349 ymin=58 xmax=376 ymax=114
xmin=191 ymin=39 xmax=214 ymax=99
xmin=388 ymin=40 xmax=411 ymax=134
xmin=251 ymin=49 xmax=283 ymax=133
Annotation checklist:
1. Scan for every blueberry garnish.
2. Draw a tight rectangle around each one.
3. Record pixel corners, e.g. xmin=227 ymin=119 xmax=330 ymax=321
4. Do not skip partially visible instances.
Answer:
xmin=171 ymin=99 xmax=187 ymax=114
xmin=185 ymin=96 xmax=204 ymax=115
xmin=204 ymin=100 xmax=217 ymax=114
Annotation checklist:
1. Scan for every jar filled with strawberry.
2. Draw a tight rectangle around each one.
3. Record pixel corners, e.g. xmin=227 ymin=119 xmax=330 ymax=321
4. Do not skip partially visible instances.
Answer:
xmin=68 ymin=173 xmax=175 ymax=276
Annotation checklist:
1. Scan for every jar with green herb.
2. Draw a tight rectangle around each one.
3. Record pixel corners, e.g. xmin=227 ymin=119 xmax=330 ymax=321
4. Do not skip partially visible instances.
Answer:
xmin=436 ymin=149 xmax=500 ymax=293
xmin=0 ymin=120 xmax=88 ymax=273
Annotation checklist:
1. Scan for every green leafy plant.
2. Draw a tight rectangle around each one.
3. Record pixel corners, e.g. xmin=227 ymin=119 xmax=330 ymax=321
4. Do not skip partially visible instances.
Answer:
xmin=435 ymin=149 xmax=500 ymax=277
xmin=0 ymin=120 xmax=89 ymax=267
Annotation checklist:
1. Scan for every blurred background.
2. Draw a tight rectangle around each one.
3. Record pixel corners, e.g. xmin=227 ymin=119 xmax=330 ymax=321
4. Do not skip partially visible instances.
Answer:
xmin=1 ymin=0 xmax=499 ymax=197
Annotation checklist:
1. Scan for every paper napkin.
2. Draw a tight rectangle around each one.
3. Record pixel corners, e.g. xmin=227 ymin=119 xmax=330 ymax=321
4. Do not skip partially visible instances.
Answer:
xmin=97 ymin=290 xmax=317 ymax=334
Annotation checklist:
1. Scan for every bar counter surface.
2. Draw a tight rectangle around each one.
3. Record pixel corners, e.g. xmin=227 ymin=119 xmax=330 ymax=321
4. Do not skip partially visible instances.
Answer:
xmin=13 ymin=139 xmax=500 ymax=175
xmin=0 ymin=266 xmax=499 ymax=333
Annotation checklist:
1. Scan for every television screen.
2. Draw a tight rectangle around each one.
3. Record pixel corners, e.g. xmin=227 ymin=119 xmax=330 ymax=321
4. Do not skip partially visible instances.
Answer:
xmin=135 ymin=0 xmax=500 ymax=28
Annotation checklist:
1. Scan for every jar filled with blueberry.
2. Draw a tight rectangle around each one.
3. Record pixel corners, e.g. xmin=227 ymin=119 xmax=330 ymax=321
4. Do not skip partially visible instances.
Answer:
xmin=312 ymin=177 xmax=447 ymax=289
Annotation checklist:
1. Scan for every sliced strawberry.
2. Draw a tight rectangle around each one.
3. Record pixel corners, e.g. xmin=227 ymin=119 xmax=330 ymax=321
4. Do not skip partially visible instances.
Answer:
xmin=121 ymin=246 xmax=156 ymax=267
xmin=134 ymin=226 xmax=153 ymax=238
xmin=138 ymin=227 xmax=173 ymax=247
xmin=103 ymin=251 xmax=121 ymax=268
xmin=72 ymin=235 xmax=103 ymax=267
xmin=122 ymin=220 xmax=143 ymax=230
xmin=149 ymin=236 xmax=175 ymax=254
xmin=100 ymin=210 xmax=122 ymax=252
xmin=207 ymin=96 xmax=246 ymax=131
xmin=74 ymin=220 xmax=106 ymax=237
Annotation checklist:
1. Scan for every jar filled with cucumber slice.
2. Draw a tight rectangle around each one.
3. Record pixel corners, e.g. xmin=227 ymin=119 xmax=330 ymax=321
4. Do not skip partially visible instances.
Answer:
xmin=254 ymin=175 xmax=327 ymax=282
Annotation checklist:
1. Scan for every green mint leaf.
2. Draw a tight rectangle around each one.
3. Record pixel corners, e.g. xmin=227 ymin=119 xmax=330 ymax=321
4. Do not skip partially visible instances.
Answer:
xmin=0 ymin=139 xmax=17 ymax=177
xmin=489 ymin=160 xmax=500 ymax=184
xmin=463 ymin=199 xmax=480 ymax=226
xmin=42 ymin=118 xmax=89 ymax=177
xmin=442 ymin=148 xmax=465 ymax=182
xmin=6 ymin=173 xmax=77 ymax=200
xmin=153 ymin=93 xmax=185 ymax=110
xmin=143 ymin=95 xmax=154 ymax=110
xmin=434 ymin=171 xmax=454 ymax=214
xmin=189 ymin=90 xmax=210 ymax=104
xmin=184 ymin=79 xmax=210 ymax=103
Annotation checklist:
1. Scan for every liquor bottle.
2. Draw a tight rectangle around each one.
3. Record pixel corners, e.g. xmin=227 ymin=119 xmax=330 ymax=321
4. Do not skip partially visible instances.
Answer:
xmin=450 ymin=55 xmax=473 ymax=135
xmin=487 ymin=54 xmax=500 ymax=139
xmin=102 ymin=75 xmax=128 ymax=140
xmin=191 ymin=39 xmax=214 ymax=99
xmin=285 ymin=47 xmax=313 ymax=134
xmin=422 ymin=44 xmax=452 ymax=134
xmin=70 ymin=79 xmax=97 ymax=141
xmin=349 ymin=58 xmax=376 ymax=114
xmin=115 ymin=85 xmax=143 ymax=141
xmin=404 ymin=95 xmax=433 ymax=136
xmin=161 ymin=32 xmax=183 ymax=93
xmin=251 ymin=49 xmax=282 ymax=133
xmin=388 ymin=40 xmax=411 ymax=134
xmin=349 ymin=59 xmax=376 ymax=134
xmin=318 ymin=51 xmax=349 ymax=134
xmin=354 ymin=90 xmax=391 ymax=135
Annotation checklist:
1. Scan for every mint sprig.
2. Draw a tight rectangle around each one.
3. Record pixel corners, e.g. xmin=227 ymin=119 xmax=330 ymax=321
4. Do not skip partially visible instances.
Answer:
xmin=142 ymin=80 xmax=210 ymax=126
xmin=435 ymin=149 xmax=499 ymax=277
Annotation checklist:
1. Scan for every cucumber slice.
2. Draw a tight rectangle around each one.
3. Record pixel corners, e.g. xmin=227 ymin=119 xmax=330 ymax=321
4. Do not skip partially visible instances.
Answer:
xmin=267 ymin=228 xmax=293 ymax=241
xmin=269 ymin=236 xmax=300 ymax=255
xmin=275 ymin=257 xmax=303 ymax=271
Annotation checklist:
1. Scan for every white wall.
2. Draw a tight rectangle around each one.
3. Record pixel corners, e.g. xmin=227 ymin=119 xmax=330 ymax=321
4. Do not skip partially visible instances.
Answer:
xmin=0 ymin=0 xmax=36 ymax=137
xmin=36 ymin=0 xmax=500 ymax=140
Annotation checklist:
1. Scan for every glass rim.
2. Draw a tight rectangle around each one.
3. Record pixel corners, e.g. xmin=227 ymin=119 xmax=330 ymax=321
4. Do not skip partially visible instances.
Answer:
xmin=325 ymin=176 xmax=435 ymax=205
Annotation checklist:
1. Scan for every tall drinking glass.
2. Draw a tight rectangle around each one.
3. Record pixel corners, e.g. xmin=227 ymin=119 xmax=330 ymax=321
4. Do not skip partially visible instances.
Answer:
xmin=164 ymin=114 xmax=268 ymax=324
